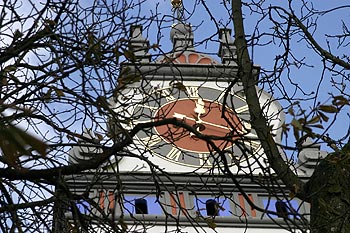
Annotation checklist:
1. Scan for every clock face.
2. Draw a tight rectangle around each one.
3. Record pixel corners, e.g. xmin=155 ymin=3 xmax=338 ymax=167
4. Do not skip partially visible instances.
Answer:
xmin=154 ymin=99 xmax=241 ymax=152
xmin=132 ymin=84 xmax=260 ymax=168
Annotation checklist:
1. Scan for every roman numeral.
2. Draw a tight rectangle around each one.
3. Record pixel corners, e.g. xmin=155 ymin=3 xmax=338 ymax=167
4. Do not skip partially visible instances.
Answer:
xmin=140 ymin=104 xmax=158 ymax=111
xmin=166 ymin=147 xmax=182 ymax=161
xmin=238 ymin=121 xmax=252 ymax=134
xmin=199 ymin=153 xmax=212 ymax=167
xmin=132 ymin=118 xmax=153 ymax=126
xmin=243 ymin=138 xmax=261 ymax=150
xmin=185 ymin=86 xmax=199 ymax=98
xmin=160 ymin=89 xmax=176 ymax=101
xmin=139 ymin=135 xmax=162 ymax=147
xmin=217 ymin=91 xmax=227 ymax=102
xmin=225 ymin=151 xmax=239 ymax=165
xmin=235 ymin=105 xmax=249 ymax=113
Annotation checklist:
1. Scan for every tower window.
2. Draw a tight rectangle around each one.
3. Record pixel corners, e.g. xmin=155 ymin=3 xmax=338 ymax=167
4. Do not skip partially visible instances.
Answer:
xmin=263 ymin=199 xmax=300 ymax=219
xmin=206 ymin=199 xmax=219 ymax=216
xmin=124 ymin=196 xmax=162 ymax=215
xmin=73 ymin=200 xmax=90 ymax=214
xmin=275 ymin=201 xmax=288 ymax=218
xmin=194 ymin=197 xmax=231 ymax=216
xmin=135 ymin=198 xmax=148 ymax=214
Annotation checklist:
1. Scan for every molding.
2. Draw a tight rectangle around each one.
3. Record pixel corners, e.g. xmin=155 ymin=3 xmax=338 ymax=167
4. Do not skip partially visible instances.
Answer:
xmin=120 ymin=62 xmax=260 ymax=82
xmin=65 ymin=172 xmax=301 ymax=192
xmin=64 ymin=212 xmax=306 ymax=229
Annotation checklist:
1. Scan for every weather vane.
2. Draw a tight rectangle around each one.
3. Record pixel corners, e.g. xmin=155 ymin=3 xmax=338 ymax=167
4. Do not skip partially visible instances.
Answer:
xmin=171 ymin=0 xmax=184 ymax=22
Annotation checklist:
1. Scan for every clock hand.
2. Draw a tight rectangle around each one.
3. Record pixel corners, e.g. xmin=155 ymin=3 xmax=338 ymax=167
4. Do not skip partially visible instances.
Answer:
xmin=173 ymin=112 xmax=190 ymax=120
xmin=173 ymin=113 xmax=199 ymax=137
xmin=194 ymin=98 xmax=206 ymax=120
xmin=172 ymin=112 xmax=260 ymax=150
xmin=199 ymin=119 xmax=232 ymax=131
xmin=173 ymin=112 xmax=232 ymax=131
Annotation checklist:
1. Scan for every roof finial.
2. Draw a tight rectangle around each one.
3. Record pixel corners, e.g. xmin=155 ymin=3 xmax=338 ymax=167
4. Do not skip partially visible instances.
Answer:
xmin=171 ymin=0 xmax=184 ymax=22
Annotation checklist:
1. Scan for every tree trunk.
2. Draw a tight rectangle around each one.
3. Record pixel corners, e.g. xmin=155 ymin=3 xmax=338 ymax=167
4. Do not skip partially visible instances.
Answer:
xmin=53 ymin=185 xmax=69 ymax=233
xmin=307 ymin=149 xmax=350 ymax=233
xmin=230 ymin=0 xmax=307 ymax=198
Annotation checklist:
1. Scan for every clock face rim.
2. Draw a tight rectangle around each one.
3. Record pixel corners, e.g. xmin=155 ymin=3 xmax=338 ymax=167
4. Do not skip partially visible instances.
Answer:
xmin=132 ymin=85 xmax=261 ymax=168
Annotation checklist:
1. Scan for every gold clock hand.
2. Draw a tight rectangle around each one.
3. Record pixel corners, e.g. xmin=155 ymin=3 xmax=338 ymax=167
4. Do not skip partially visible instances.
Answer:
xmin=173 ymin=112 xmax=191 ymax=120
xmin=173 ymin=112 xmax=199 ymax=137
xmin=194 ymin=98 xmax=206 ymax=117
xmin=200 ymin=120 xmax=232 ymax=131
xmin=173 ymin=112 xmax=232 ymax=131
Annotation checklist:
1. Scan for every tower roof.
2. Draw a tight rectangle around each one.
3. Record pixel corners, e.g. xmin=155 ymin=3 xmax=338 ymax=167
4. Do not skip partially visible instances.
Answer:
xmin=157 ymin=23 xmax=220 ymax=65
xmin=159 ymin=50 xmax=219 ymax=65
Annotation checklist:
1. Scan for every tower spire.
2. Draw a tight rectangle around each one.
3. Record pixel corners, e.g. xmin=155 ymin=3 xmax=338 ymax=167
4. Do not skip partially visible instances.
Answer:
xmin=171 ymin=0 xmax=185 ymax=22
xmin=170 ymin=0 xmax=193 ymax=51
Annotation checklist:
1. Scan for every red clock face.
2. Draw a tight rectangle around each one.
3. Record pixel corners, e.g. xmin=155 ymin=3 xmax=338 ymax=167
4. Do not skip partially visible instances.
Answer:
xmin=133 ymin=85 xmax=257 ymax=168
xmin=154 ymin=98 xmax=242 ymax=153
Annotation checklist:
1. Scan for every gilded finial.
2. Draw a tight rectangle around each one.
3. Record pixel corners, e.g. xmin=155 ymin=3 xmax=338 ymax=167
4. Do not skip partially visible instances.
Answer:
xmin=171 ymin=0 xmax=184 ymax=22
xmin=171 ymin=0 xmax=183 ymax=9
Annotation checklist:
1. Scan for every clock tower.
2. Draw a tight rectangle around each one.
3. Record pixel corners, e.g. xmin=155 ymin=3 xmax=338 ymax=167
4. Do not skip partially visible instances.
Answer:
xmin=63 ymin=1 xmax=326 ymax=232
